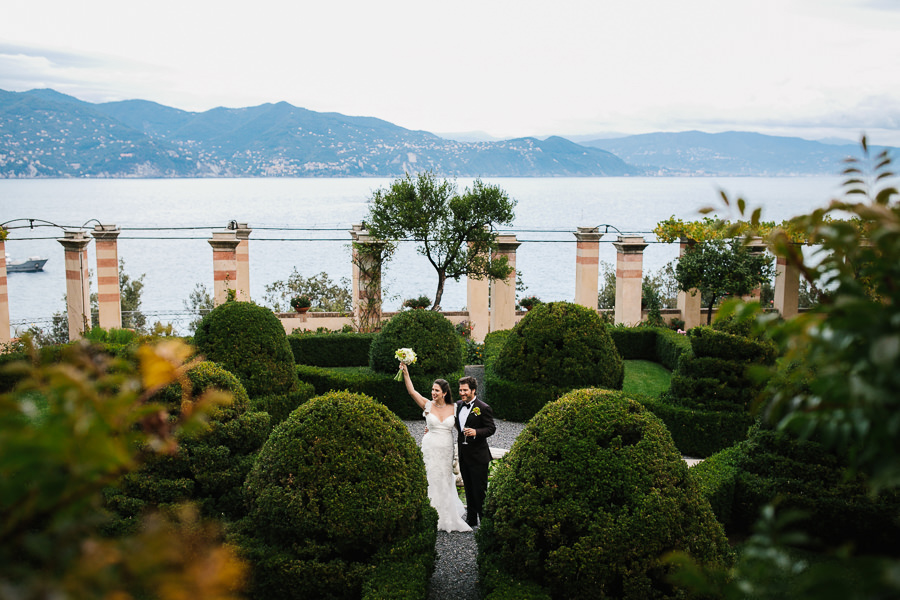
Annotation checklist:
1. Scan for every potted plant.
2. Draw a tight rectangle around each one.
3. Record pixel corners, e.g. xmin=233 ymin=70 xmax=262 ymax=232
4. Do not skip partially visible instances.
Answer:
xmin=290 ymin=295 xmax=312 ymax=313
xmin=519 ymin=295 xmax=541 ymax=311
xmin=402 ymin=295 xmax=431 ymax=310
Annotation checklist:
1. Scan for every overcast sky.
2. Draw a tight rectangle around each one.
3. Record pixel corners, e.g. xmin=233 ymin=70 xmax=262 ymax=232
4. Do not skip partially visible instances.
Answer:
xmin=2 ymin=0 xmax=899 ymax=144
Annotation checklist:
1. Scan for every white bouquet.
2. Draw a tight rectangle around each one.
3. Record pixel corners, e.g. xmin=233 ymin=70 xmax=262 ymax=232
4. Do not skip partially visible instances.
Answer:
xmin=394 ymin=347 xmax=417 ymax=381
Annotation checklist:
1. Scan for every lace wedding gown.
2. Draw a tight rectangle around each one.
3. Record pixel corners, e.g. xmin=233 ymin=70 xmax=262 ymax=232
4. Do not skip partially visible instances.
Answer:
xmin=422 ymin=401 xmax=471 ymax=532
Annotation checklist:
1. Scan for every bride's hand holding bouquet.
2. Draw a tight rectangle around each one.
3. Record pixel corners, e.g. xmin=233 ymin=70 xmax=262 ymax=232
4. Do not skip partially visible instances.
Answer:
xmin=394 ymin=347 xmax=417 ymax=381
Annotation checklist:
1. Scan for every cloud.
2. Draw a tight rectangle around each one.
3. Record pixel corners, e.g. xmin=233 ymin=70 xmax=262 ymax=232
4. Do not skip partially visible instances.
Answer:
xmin=0 ymin=43 xmax=169 ymax=103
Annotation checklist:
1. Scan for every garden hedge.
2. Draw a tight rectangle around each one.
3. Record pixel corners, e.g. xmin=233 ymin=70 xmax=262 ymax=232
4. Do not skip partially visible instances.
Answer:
xmin=236 ymin=391 xmax=437 ymax=599
xmin=692 ymin=425 xmax=900 ymax=554
xmin=295 ymin=364 xmax=465 ymax=420
xmin=477 ymin=389 xmax=732 ymax=599
xmin=193 ymin=301 xmax=298 ymax=398
xmin=369 ymin=309 xmax=464 ymax=377
xmin=248 ymin=381 xmax=316 ymax=428
xmin=288 ymin=332 xmax=375 ymax=367
xmin=104 ymin=361 xmax=271 ymax=526
xmin=608 ymin=326 xmax=692 ymax=370
xmin=494 ymin=302 xmax=623 ymax=390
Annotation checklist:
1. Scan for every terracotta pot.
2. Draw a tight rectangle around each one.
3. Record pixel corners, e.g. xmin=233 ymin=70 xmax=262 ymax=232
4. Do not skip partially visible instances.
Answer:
xmin=295 ymin=306 xmax=309 ymax=314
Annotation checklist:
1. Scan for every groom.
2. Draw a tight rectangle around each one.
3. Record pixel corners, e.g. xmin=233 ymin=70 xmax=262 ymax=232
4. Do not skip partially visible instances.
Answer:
xmin=456 ymin=375 xmax=496 ymax=527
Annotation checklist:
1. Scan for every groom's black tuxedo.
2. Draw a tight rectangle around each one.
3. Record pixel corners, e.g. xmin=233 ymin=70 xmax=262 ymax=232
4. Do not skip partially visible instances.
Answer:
xmin=456 ymin=397 xmax=495 ymax=526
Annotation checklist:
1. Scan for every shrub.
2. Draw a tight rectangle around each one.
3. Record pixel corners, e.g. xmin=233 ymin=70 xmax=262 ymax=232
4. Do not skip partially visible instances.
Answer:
xmin=369 ymin=309 xmax=464 ymax=376
xmin=288 ymin=332 xmax=375 ymax=367
xmin=478 ymin=389 xmax=732 ymax=599
xmin=193 ymin=301 xmax=297 ymax=397
xmin=647 ymin=321 xmax=776 ymax=457
xmin=295 ymin=365 xmax=461 ymax=420
xmin=249 ymin=381 xmax=316 ymax=427
xmin=402 ymin=295 xmax=432 ymax=310
xmin=692 ymin=425 xmax=900 ymax=554
xmin=104 ymin=360 xmax=271 ymax=525
xmin=494 ymin=301 xmax=624 ymax=390
xmin=237 ymin=391 xmax=436 ymax=599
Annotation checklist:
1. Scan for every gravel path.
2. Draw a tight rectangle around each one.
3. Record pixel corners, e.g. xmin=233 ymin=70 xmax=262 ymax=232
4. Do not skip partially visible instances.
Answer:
xmin=404 ymin=418 xmax=526 ymax=600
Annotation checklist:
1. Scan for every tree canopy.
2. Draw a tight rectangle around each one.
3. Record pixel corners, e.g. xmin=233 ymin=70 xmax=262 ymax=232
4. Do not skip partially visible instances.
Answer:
xmin=675 ymin=237 xmax=774 ymax=324
xmin=364 ymin=171 xmax=516 ymax=309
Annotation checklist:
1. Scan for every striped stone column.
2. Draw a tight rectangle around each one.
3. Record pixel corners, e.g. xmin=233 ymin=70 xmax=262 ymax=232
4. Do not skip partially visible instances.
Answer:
xmin=92 ymin=224 xmax=122 ymax=330
xmin=773 ymin=255 xmax=800 ymax=319
xmin=208 ymin=231 xmax=240 ymax=306
xmin=743 ymin=237 xmax=768 ymax=302
xmin=0 ymin=235 xmax=9 ymax=344
xmin=58 ymin=230 xmax=92 ymax=341
xmin=349 ymin=225 xmax=384 ymax=331
xmin=676 ymin=237 xmax=703 ymax=330
xmin=574 ymin=226 xmax=603 ymax=310
xmin=490 ymin=233 xmax=520 ymax=333
xmin=234 ymin=222 xmax=252 ymax=301
xmin=466 ymin=241 xmax=490 ymax=343
xmin=613 ymin=235 xmax=648 ymax=326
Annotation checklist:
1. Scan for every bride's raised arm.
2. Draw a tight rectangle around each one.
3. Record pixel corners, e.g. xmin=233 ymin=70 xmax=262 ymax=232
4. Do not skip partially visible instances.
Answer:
xmin=400 ymin=363 xmax=428 ymax=410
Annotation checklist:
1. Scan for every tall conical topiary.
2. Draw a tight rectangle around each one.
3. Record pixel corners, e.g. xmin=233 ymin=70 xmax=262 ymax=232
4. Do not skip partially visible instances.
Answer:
xmin=193 ymin=301 xmax=297 ymax=398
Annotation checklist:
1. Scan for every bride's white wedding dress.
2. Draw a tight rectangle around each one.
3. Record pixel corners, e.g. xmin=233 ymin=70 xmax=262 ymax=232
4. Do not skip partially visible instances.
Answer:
xmin=422 ymin=401 xmax=471 ymax=532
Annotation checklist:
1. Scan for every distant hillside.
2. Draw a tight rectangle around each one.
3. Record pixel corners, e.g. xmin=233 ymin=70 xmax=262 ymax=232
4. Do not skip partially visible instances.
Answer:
xmin=581 ymin=130 xmax=890 ymax=176
xmin=0 ymin=89 xmax=637 ymax=178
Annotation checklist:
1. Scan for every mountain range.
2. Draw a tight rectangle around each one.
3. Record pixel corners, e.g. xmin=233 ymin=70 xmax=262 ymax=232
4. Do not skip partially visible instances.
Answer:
xmin=0 ymin=88 xmax=890 ymax=178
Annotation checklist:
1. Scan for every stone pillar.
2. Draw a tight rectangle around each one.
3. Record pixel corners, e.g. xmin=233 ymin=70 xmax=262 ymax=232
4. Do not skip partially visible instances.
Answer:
xmin=676 ymin=237 xmax=703 ymax=330
xmin=773 ymin=255 xmax=800 ymax=319
xmin=208 ymin=231 xmax=239 ymax=306
xmin=234 ymin=222 xmax=252 ymax=301
xmin=744 ymin=237 xmax=768 ymax=302
xmin=91 ymin=224 xmax=122 ymax=330
xmin=58 ymin=230 xmax=92 ymax=341
xmin=489 ymin=233 xmax=520 ymax=333
xmin=0 ymin=236 xmax=9 ymax=344
xmin=613 ymin=235 xmax=648 ymax=326
xmin=349 ymin=225 xmax=384 ymax=331
xmin=574 ymin=226 xmax=603 ymax=310
xmin=466 ymin=242 xmax=490 ymax=343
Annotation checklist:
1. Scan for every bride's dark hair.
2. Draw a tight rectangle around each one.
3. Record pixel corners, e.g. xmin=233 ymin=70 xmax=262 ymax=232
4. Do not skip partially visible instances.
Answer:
xmin=433 ymin=379 xmax=452 ymax=404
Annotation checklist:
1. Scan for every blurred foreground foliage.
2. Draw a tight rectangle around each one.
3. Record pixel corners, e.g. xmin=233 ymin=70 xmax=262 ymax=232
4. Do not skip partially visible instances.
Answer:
xmin=0 ymin=337 xmax=247 ymax=599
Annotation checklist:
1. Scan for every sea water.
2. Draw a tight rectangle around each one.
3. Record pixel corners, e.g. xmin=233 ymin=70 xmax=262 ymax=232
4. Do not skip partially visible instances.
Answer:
xmin=1 ymin=176 xmax=844 ymax=332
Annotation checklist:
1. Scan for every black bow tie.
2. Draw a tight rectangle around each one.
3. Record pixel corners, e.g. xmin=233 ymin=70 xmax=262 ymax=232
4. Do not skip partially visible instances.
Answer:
xmin=464 ymin=402 xmax=474 ymax=409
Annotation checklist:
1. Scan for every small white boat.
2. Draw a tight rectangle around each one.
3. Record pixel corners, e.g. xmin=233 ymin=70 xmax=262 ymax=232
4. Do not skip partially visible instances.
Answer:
xmin=6 ymin=254 xmax=48 ymax=273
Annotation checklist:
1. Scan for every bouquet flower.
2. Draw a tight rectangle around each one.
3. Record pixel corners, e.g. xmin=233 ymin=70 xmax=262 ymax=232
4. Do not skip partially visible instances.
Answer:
xmin=394 ymin=347 xmax=417 ymax=381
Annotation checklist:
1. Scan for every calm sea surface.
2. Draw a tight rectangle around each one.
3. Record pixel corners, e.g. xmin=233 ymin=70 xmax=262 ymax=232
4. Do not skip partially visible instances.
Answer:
xmin=2 ymin=176 xmax=844 ymax=333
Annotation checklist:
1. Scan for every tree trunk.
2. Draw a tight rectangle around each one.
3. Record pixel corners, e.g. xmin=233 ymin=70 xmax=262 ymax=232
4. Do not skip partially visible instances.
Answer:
xmin=432 ymin=271 xmax=447 ymax=310
xmin=706 ymin=295 xmax=716 ymax=325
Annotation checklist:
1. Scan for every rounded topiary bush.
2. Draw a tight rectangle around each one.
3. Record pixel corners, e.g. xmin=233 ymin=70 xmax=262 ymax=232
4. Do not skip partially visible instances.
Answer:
xmin=104 ymin=360 xmax=270 ymax=525
xmin=477 ymin=389 xmax=733 ymax=600
xmin=193 ymin=301 xmax=297 ymax=397
xmin=494 ymin=301 xmax=624 ymax=389
xmin=238 ymin=390 xmax=437 ymax=599
xmin=369 ymin=308 xmax=464 ymax=376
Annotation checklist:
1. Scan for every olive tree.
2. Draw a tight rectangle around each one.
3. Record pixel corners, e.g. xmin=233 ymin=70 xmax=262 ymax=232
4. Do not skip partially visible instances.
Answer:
xmin=364 ymin=171 xmax=516 ymax=309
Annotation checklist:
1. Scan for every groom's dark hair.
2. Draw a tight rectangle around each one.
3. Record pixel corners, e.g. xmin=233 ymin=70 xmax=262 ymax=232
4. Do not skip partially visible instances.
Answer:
xmin=458 ymin=376 xmax=477 ymax=392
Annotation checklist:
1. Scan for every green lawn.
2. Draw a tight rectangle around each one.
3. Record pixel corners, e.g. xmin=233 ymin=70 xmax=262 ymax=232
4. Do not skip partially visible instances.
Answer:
xmin=623 ymin=360 xmax=672 ymax=397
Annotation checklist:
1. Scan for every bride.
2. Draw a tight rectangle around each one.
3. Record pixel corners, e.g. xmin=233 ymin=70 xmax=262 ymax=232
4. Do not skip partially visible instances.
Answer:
xmin=399 ymin=363 xmax=471 ymax=532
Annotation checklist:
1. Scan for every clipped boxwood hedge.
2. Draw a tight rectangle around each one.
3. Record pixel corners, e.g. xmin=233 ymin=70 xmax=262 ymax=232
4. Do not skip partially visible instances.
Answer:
xmin=288 ymin=332 xmax=375 ymax=367
xmin=369 ymin=309 xmax=464 ymax=377
xmin=638 ymin=395 xmax=757 ymax=458
xmin=104 ymin=361 xmax=271 ymax=526
xmin=477 ymin=389 xmax=733 ymax=599
xmin=248 ymin=380 xmax=316 ymax=428
xmin=237 ymin=391 xmax=437 ymax=599
xmin=692 ymin=425 xmax=900 ymax=553
xmin=495 ymin=302 xmax=624 ymax=390
xmin=193 ymin=301 xmax=298 ymax=398
xmin=295 ymin=365 xmax=464 ymax=420
xmin=609 ymin=326 xmax=692 ymax=370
